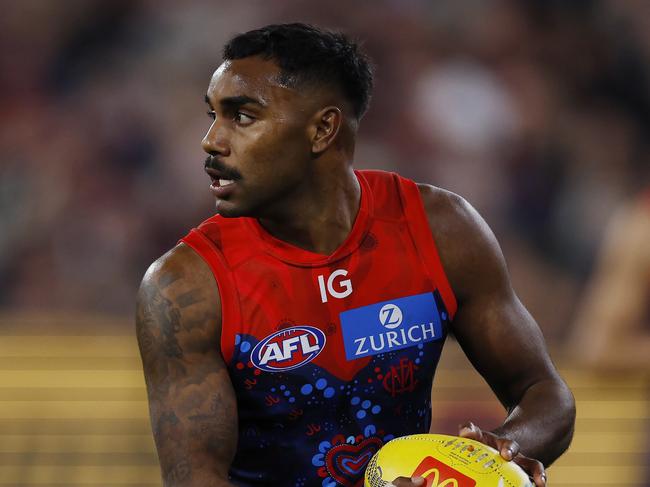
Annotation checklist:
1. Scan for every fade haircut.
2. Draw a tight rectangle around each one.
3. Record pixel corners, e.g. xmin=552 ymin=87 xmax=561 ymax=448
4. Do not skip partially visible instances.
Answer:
xmin=223 ymin=23 xmax=374 ymax=120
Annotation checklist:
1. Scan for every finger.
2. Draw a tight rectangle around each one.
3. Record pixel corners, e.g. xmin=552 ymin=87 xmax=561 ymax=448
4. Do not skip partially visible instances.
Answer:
xmin=458 ymin=423 xmax=500 ymax=450
xmin=495 ymin=437 xmax=520 ymax=461
xmin=389 ymin=476 xmax=425 ymax=486
xmin=514 ymin=455 xmax=546 ymax=486
xmin=389 ymin=476 xmax=409 ymax=486
xmin=458 ymin=422 xmax=484 ymax=442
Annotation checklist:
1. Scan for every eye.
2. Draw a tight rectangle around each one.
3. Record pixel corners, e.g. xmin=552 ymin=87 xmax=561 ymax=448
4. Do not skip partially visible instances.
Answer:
xmin=206 ymin=110 xmax=216 ymax=120
xmin=234 ymin=112 xmax=255 ymax=126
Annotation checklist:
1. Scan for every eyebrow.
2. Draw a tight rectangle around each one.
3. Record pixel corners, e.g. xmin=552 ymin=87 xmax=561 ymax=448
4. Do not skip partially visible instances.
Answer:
xmin=204 ymin=94 xmax=266 ymax=109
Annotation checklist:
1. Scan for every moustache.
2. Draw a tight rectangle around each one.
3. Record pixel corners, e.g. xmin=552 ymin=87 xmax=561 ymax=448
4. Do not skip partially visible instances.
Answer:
xmin=204 ymin=156 xmax=242 ymax=180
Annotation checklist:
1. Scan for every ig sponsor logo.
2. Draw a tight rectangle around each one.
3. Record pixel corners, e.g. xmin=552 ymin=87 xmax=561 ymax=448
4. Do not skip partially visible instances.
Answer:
xmin=317 ymin=269 xmax=353 ymax=303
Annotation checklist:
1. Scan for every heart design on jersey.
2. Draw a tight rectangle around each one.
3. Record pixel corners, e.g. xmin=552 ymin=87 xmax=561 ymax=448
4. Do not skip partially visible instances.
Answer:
xmin=325 ymin=437 xmax=383 ymax=486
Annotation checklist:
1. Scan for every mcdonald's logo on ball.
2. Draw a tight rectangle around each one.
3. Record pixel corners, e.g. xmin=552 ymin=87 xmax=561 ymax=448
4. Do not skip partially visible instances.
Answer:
xmin=411 ymin=456 xmax=475 ymax=487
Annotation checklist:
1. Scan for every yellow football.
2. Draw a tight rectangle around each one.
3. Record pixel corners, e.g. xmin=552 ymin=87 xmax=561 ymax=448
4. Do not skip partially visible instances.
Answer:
xmin=364 ymin=434 xmax=533 ymax=487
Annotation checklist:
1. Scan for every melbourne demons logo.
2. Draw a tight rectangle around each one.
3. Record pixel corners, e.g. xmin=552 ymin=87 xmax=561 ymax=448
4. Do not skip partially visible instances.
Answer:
xmin=250 ymin=326 xmax=326 ymax=372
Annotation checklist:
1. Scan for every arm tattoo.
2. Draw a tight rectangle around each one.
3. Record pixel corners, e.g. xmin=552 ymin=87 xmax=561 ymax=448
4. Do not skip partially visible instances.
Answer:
xmin=137 ymin=277 xmax=187 ymax=396
xmin=188 ymin=392 xmax=237 ymax=457
xmin=154 ymin=411 xmax=180 ymax=437
xmin=177 ymin=289 xmax=204 ymax=309
xmin=144 ymin=273 xmax=184 ymax=359
xmin=165 ymin=458 xmax=192 ymax=485
xmin=137 ymin=255 xmax=237 ymax=486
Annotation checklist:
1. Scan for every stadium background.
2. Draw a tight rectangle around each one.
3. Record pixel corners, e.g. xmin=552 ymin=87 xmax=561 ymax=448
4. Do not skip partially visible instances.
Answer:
xmin=1 ymin=0 xmax=648 ymax=485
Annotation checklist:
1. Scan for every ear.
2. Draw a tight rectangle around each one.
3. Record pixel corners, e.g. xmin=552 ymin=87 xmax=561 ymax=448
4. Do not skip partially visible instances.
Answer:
xmin=310 ymin=106 xmax=342 ymax=154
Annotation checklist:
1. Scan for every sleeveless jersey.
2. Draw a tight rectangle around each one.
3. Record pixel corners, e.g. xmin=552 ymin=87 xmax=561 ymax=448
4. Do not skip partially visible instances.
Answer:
xmin=180 ymin=170 xmax=457 ymax=487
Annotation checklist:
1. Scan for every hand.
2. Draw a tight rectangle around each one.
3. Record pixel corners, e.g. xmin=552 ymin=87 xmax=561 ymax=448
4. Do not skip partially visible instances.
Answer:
xmin=386 ymin=422 xmax=547 ymax=487
xmin=386 ymin=476 xmax=425 ymax=487
xmin=459 ymin=422 xmax=547 ymax=486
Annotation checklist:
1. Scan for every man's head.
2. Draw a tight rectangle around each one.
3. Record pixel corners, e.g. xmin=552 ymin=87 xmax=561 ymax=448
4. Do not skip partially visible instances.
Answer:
xmin=223 ymin=23 xmax=374 ymax=120
xmin=202 ymin=23 xmax=374 ymax=218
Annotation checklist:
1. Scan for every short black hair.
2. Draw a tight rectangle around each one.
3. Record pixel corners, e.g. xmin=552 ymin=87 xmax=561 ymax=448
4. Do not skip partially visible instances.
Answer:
xmin=223 ymin=23 xmax=374 ymax=120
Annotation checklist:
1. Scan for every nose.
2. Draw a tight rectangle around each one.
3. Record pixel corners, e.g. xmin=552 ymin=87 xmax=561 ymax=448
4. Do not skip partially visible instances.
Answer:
xmin=201 ymin=118 xmax=230 ymax=156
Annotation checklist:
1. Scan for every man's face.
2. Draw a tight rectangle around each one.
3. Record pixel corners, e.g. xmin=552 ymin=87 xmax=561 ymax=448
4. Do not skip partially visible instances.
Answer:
xmin=202 ymin=57 xmax=315 ymax=217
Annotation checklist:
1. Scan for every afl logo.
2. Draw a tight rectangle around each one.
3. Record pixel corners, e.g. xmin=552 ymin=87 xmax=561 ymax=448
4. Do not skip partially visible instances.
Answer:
xmin=379 ymin=304 xmax=403 ymax=329
xmin=250 ymin=326 xmax=326 ymax=372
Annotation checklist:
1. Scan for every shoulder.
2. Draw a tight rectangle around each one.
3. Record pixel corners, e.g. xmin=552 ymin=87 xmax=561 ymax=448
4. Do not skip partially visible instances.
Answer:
xmin=416 ymin=183 xmax=511 ymax=303
xmin=136 ymin=244 xmax=221 ymax=352
xmin=141 ymin=243 xmax=214 ymax=288
xmin=416 ymin=183 xmax=475 ymax=225
xmin=416 ymin=183 xmax=493 ymax=245
xmin=139 ymin=243 xmax=218 ymax=307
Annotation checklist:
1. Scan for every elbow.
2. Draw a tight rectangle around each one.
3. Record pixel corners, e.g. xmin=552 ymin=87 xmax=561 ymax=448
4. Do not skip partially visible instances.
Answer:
xmin=538 ymin=377 xmax=576 ymax=467
xmin=564 ymin=389 xmax=577 ymax=446
xmin=553 ymin=380 xmax=577 ymax=464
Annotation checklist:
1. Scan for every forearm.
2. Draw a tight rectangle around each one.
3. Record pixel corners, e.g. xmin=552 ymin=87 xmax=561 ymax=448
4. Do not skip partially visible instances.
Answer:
xmin=493 ymin=378 xmax=575 ymax=466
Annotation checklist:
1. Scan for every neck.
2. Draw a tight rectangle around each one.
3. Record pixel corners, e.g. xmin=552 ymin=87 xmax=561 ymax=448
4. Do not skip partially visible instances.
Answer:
xmin=257 ymin=165 xmax=361 ymax=255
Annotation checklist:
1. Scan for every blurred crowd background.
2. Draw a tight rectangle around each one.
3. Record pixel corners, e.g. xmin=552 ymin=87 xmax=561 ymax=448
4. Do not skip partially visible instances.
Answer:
xmin=1 ymin=1 xmax=649 ymax=485
xmin=1 ymin=0 xmax=649 ymax=343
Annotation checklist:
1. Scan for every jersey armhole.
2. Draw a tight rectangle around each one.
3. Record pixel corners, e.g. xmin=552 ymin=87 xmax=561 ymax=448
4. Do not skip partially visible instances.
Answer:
xmin=397 ymin=176 xmax=458 ymax=319
xmin=179 ymin=229 xmax=240 ymax=364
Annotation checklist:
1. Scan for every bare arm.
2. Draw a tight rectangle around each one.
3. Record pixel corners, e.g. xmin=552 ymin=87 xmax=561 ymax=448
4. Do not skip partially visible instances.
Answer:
xmin=419 ymin=185 xmax=575 ymax=467
xmin=136 ymin=244 xmax=237 ymax=487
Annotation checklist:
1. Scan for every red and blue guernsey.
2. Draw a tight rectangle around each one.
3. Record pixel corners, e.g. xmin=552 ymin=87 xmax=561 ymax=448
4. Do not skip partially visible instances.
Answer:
xmin=180 ymin=170 xmax=457 ymax=487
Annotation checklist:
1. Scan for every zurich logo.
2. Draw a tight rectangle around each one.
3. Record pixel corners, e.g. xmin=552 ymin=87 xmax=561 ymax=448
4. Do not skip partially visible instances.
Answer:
xmin=340 ymin=293 xmax=442 ymax=360
xmin=379 ymin=304 xmax=402 ymax=329
xmin=250 ymin=326 xmax=326 ymax=372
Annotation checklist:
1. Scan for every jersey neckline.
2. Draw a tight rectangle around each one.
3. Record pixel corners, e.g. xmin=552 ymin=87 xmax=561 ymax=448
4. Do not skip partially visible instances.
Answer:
xmin=243 ymin=170 xmax=374 ymax=267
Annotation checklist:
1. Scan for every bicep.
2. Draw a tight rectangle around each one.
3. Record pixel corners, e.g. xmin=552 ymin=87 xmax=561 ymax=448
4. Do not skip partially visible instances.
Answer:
xmin=136 ymin=247 xmax=237 ymax=485
xmin=419 ymin=185 xmax=559 ymax=409
xmin=451 ymin=216 xmax=554 ymax=406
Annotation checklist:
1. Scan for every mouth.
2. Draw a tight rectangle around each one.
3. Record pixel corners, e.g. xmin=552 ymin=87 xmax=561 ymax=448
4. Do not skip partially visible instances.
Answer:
xmin=213 ymin=178 xmax=235 ymax=188
xmin=205 ymin=167 xmax=238 ymax=198
xmin=205 ymin=167 xmax=234 ymax=183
